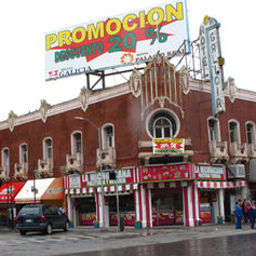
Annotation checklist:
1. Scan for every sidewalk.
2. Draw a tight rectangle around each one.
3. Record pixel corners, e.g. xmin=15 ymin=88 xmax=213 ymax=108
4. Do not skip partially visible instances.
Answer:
xmin=70 ymin=223 xmax=256 ymax=241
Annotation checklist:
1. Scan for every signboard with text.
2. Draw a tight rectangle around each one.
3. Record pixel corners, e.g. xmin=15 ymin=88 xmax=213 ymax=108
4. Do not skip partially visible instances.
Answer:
xmin=199 ymin=16 xmax=225 ymax=116
xmin=139 ymin=164 xmax=191 ymax=183
xmin=45 ymin=0 xmax=190 ymax=80
xmin=153 ymin=138 xmax=185 ymax=154
xmin=193 ymin=164 xmax=226 ymax=180
xmin=68 ymin=168 xmax=138 ymax=188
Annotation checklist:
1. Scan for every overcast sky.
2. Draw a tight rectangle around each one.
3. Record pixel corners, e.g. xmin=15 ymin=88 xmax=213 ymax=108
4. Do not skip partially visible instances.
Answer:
xmin=0 ymin=0 xmax=255 ymax=121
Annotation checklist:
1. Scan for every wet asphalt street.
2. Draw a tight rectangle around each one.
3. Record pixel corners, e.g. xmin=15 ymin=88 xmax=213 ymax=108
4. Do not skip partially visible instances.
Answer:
xmin=1 ymin=224 xmax=256 ymax=256
xmin=60 ymin=233 xmax=256 ymax=256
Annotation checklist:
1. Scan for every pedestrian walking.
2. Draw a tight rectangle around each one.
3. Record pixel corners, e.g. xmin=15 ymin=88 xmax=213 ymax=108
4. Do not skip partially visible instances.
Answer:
xmin=235 ymin=200 xmax=243 ymax=229
xmin=248 ymin=200 xmax=256 ymax=229
xmin=242 ymin=198 xmax=249 ymax=223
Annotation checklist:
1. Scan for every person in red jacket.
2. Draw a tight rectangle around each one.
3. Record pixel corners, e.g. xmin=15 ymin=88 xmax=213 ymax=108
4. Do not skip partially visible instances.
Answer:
xmin=242 ymin=198 xmax=249 ymax=224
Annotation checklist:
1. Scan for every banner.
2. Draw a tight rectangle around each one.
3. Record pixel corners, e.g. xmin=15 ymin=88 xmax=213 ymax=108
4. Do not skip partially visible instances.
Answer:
xmin=139 ymin=164 xmax=191 ymax=182
xmin=45 ymin=0 xmax=190 ymax=80
xmin=153 ymin=138 xmax=185 ymax=154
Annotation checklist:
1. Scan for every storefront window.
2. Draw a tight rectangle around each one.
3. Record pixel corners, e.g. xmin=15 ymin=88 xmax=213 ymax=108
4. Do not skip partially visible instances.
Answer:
xmin=151 ymin=190 xmax=183 ymax=226
xmin=76 ymin=198 xmax=96 ymax=225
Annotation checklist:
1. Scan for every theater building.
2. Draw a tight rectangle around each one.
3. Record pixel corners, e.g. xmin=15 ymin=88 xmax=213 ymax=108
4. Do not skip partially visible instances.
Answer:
xmin=0 ymin=55 xmax=255 ymax=228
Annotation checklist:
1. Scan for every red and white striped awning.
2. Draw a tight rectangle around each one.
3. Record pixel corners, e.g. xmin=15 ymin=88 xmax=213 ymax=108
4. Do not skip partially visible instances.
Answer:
xmin=147 ymin=181 xmax=188 ymax=189
xmin=196 ymin=180 xmax=247 ymax=189
xmin=66 ymin=184 xmax=138 ymax=195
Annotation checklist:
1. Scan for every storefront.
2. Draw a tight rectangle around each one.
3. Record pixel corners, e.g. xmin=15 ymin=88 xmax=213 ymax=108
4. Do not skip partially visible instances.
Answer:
xmin=15 ymin=178 xmax=64 ymax=208
xmin=64 ymin=168 xmax=139 ymax=228
xmin=196 ymin=180 xmax=247 ymax=224
xmin=65 ymin=163 xmax=247 ymax=228
xmin=0 ymin=182 xmax=25 ymax=227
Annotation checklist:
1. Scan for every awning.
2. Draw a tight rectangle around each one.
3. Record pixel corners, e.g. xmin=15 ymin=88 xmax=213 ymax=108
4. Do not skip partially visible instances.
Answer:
xmin=0 ymin=182 xmax=25 ymax=203
xmin=196 ymin=180 xmax=247 ymax=189
xmin=15 ymin=178 xmax=64 ymax=204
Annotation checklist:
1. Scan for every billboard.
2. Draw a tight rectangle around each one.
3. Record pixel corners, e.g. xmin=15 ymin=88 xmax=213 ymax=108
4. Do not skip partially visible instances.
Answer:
xmin=45 ymin=0 xmax=190 ymax=81
xmin=153 ymin=138 xmax=185 ymax=154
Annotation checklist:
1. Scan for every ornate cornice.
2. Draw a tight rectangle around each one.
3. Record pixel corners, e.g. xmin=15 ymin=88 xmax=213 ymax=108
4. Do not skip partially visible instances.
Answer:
xmin=0 ymin=83 xmax=130 ymax=131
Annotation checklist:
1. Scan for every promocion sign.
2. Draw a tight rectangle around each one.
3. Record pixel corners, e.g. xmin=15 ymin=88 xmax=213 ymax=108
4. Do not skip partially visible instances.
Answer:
xmin=45 ymin=0 xmax=190 ymax=81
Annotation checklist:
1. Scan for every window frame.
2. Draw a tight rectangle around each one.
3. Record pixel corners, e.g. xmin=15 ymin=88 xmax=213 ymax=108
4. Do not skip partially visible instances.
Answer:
xmin=246 ymin=121 xmax=256 ymax=145
xmin=102 ymin=123 xmax=115 ymax=150
xmin=207 ymin=117 xmax=221 ymax=142
xmin=153 ymin=117 xmax=173 ymax=138
xmin=19 ymin=143 xmax=28 ymax=164
xmin=228 ymin=120 xmax=240 ymax=144
xmin=43 ymin=137 xmax=53 ymax=160
xmin=146 ymin=108 xmax=180 ymax=139
xmin=1 ymin=147 xmax=10 ymax=177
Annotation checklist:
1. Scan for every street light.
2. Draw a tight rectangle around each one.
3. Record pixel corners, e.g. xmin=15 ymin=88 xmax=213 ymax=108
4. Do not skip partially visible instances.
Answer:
xmin=74 ymin=116 xmax=105 ymax=228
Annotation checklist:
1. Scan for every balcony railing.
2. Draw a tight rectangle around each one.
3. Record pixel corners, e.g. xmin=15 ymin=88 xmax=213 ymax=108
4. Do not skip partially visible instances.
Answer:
xmin=247 ymin=143 xmax=256 ymax=158
xmin=36 ymin=158 xmax=53 ymax=178
xmin=96 ymin=147 xmax=116 ymax=169
xmin=208 ymin=140 xmax=229 ymax=163
xmin=66 ymin=152 xmax=83 ymax=174
xmin=229 ymin=142 xmax=248 ymax=163
xmin=14 ymin=163 xmax=28 ymax=180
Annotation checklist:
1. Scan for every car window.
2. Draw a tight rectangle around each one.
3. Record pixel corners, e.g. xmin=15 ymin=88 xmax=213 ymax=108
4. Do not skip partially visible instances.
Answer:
xmin=44 ymin=206 xmax=51 ymax=215
xmin=50 ymin=206 xmax=58 ymax=215
xmin=19 ymin=206 xmax=40 ymax=215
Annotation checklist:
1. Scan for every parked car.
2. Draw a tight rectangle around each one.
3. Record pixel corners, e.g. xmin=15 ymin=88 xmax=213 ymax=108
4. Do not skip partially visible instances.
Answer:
xmin=16 ymin=204 xmax=69 ymax=235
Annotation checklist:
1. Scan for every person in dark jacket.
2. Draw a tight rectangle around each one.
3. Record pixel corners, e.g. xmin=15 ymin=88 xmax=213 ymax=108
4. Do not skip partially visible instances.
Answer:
xmin=248 ymin=200 xmax=256 ymax=229
xmin=235 ymin=200 xmax=243 ymax=229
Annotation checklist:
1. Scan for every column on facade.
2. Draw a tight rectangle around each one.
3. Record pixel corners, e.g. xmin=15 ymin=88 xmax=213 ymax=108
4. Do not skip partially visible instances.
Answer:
xmin=183 ymin=182 xmax=200 ymax=227
xmin=218 ymin=188 xmax=225 ymax=222
xmin=135 ymin=184 xmax=152 ymax=228
xmin=96 ymin=187 xmax=104 ymax=228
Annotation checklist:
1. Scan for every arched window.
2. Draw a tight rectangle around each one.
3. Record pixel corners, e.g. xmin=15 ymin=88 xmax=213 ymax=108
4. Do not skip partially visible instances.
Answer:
xmin=1 ymin=147 xmax=10 ymax=176
xmin=19 ymin=143 xmax=28 ymax=164
xmin=43 ymin=137 xmax=53 ymax=160
xmin=148 ymin=110 xmax=179 ymax=139
xmin=229 ymin=121 xmax=239 ymax=143
xmin=208 ymin=118 xmax=220 ymax=141
xmin=153 ymin=117 xmax=172 ymax=138
xmin=71 ymin=131 xmax=82 ymax=154
xmin=102 ymin=124 xmax=115 ymax=149
xmin=246 ymin=122 xmax=255 ymax=144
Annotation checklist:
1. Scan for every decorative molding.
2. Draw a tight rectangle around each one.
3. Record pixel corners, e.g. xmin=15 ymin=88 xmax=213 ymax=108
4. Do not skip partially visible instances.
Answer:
xmin=40 ymin=99 xmax=51 ymax=123
xmin=79 ymin=87 xmax=91 ymax=112
xmin=178 ymin=66 xmax=190 ymax=95
xmin=0 ymin=83 xmax=130 ymax=131
xmin=8 ymin=111 xmax=17 ymax=132
xmin=129 ymin=69 xmax=142 ymax=98
xmin=224 ymin=77 xmax=237 ymax=103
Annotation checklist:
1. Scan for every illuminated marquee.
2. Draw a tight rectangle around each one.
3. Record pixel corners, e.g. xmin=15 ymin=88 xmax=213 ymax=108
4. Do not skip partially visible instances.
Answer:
xmin=45 ymin=0 xmax=190 ymax=81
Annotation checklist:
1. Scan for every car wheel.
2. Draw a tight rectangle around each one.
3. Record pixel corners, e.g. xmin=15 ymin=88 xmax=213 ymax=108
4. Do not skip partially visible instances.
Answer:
xmin=64 ymin=221 xmax=69 ymax=232
xmin=20 ymin=230 xmax=26 ymax=236
xmin=45 ymin=223 xmax=52 ymax=235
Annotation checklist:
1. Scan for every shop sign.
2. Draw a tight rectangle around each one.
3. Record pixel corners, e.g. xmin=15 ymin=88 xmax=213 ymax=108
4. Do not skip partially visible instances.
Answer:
xmin=194 ymin=165 xmax=226 ymax=180
xmin=69 ymin=175 xmax=81 ymax=188
xmin=199 ymin=16 xmax=225 ymax=116
xmin=80 ymin=168 xmax=137 ymax=187
xmin=139 ymin=164 xmax=191 ymax=183
xmin=153 ymin=138 xmax=185 ymax=154
xmin=45 ymin=0 xmax=190 ymax=81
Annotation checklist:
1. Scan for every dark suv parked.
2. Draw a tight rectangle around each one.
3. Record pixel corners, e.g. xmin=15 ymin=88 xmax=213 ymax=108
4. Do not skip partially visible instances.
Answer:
xmin=16 ymin=204 xmax=69 ymax=235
